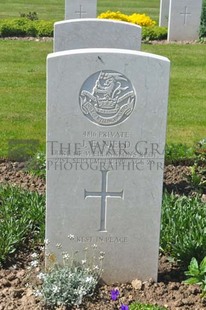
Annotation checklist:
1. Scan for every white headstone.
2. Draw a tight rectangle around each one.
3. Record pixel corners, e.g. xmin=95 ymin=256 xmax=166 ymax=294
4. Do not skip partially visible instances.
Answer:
xmin=159 ymin=0 xmax=170 ymax=27
xmin=54 ymin=19 xmax=142 ymax=52
xmin=65 ymin=0 xmax=97 ymax=20
xmin=46 ymin=48 xmax=170 ymax=283
xmin=168 ymin=0 xmax=203 ymax=41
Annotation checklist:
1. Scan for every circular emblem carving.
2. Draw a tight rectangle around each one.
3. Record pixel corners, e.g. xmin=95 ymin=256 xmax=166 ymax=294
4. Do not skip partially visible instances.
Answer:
xmin=79 ymin=70 xmax=136 ymax=126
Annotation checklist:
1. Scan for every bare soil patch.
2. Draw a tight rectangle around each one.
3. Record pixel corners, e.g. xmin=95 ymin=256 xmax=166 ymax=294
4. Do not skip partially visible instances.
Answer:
xmin=0 ymin=161 xmax=205 ymax=310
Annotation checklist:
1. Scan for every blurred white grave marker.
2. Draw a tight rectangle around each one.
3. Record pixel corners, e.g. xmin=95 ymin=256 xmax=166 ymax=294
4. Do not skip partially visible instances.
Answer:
xmin=65 ymin=0 xmax=97 ymax=19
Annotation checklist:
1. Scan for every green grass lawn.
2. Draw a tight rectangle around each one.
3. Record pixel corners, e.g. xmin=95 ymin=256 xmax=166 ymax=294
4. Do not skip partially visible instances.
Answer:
xmin=0 ymin=0 xmax=206 ymax=158
xmin=142 ymin=44 xmax=206 ymax=145
xmin=0 ymin=0 xmax=160 ymax=22
xmin=0 ymin=40 xmax=49 ymax=158
xmin=1 ymin=40 xmax=206 ymax=159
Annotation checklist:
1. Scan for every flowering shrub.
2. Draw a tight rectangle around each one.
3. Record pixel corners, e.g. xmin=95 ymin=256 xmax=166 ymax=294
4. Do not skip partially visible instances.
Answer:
xmin=129 ymin=13 xmax=156 ymax=27
xmin=98 ymin=11 xmax=129 ymax=23
xmin=98 ymin=10 xmax=156 ymax=27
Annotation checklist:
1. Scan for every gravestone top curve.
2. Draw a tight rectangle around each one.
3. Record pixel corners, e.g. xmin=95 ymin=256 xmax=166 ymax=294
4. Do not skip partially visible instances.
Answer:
xmin=48 ymin=48 xmax=169 ymax=63
xmin=54 ymin=19 xmax=142 ymax=52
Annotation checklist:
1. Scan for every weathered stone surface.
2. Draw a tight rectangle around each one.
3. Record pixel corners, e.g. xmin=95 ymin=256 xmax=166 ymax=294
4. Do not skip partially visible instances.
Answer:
xmin=46 ymin=48 xmax=170 ymax=283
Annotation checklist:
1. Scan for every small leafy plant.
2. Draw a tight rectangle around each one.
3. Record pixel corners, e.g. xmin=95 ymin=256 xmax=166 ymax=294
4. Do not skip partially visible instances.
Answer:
xmin=186 ymin=138 xmax=206 ymax=193
xmin=165 ymin=143 xmax=195 ymax=165
xmin=187 ymin=164 xmax=206 ymax=193
xmin=160 ymin=192 xmax=206 ymax=266
xmin=130 ymin=302 xmax=167 ymax=310
xmin=196 ymin=138 xmax=206 ymax=150
xmin=37 ymin=239 xmax=104 ymax=307
xmin=194 ymin=138 xmax=206 ymax=166
xmin=26 ymin=152 xmax=46 ymax=179
xmin=184 ymin=257 xmax=206 ymax=298
xmin=19 ymin=11 xmax=38 ymax=21
xmin=0 ymin=184 xmax=45 ymax=264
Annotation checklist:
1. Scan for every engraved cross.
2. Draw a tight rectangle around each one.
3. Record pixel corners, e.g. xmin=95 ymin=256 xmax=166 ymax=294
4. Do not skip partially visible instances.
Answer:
xmin=180 ymin=6 xmax=191 ymax=25
xmin=75 ymin=5 xmax=87 ymax=18
xmin=84 ymin=170 xmax=124 ymax=232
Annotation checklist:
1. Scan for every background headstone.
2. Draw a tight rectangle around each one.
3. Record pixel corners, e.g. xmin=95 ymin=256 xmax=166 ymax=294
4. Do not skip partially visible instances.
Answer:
xmin=159 ymin=0 xmax=170 ymax=27
xmin=65 ymin=0 xmax=97 ymax=20
xmin=54 ymin=19 xmax=142 ymax=52
xmin=168 ymin=0 xmax=203 ymax=41
xmin=46 ymin=48 xmax=170 ymax=283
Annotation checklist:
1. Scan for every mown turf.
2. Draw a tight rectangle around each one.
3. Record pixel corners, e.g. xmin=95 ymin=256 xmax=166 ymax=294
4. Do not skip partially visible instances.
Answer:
xmin=0 ymin=40 xmax=51 ymax=158
xmin=0 ymin=0 xmax=206 ymax=157
xmin=1 ymin=40 xmax=206 ymax=158
xmin=142 ymin=43 xmax=206 ymax=144
xmin=97 ymin=0 xmax=159 ymax=21
xmin=0 ymin=0 xmax=159 ymax=22
xmin=0 ymin=0 xmax=65 ymax=20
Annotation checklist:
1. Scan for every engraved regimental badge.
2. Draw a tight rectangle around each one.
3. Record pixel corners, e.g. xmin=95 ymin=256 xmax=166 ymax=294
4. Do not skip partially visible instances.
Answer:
xmin=79 ymin=70 xmax=136 ymax=126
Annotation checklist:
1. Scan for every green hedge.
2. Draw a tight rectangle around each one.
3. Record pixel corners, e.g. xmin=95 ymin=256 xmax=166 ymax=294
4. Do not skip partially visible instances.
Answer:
xmin=0 ymin=18 xmax=54 ymax=37
xmin=0 ymin=18 xmax=167 ymax=40
xmin=35 ymin=20 xmax=54 ymax=37
xmin=0 ymin=0 xmax=206 ymax=39
xmin=142 ymin=26 xmax=167 ymax=41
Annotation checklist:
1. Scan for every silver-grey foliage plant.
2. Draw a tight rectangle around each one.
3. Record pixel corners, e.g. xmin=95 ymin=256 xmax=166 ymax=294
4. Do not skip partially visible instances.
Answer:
xmin=39 ymin=238 xmax=104 ymax=307
xmin=41 ymin=265 xmax=98 ymax=307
